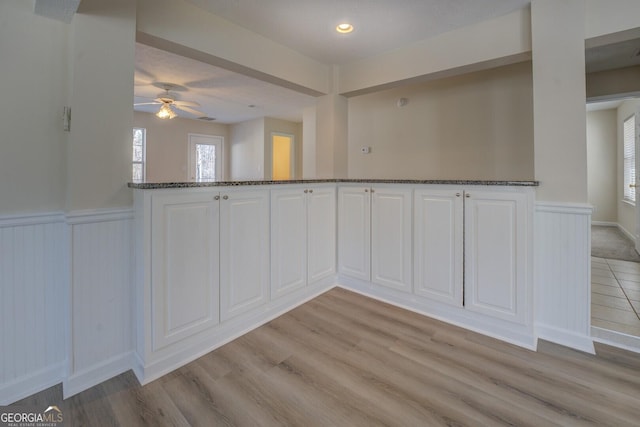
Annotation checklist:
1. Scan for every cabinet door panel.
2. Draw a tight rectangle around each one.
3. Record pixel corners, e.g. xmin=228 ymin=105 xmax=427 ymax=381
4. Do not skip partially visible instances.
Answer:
xmin=338 ymin=187 xmax=371 ymax=281
xmin=371 ymin=188 xmax=413 ymax=292
xmin=220 ymin=190 xmax=270 ymax=321
xmin=413 ymin=189 xmax=463 ymax=305
xmin=151 ymin=192 xmax=219 ymax=350
xmin=464 ymin=191 xmax=527 ymax=323
xmin=271 ymin=188 xmax=307 ymax=298
xmin=308 ymin=186 xmax=337 ymax=284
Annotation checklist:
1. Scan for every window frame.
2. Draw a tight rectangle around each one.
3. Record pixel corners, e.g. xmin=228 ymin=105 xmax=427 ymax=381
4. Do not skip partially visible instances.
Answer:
xmin=133 ymin=127 xmax=146 ymax=183
xmin=623 ymin=114 xmax=636 ymax=205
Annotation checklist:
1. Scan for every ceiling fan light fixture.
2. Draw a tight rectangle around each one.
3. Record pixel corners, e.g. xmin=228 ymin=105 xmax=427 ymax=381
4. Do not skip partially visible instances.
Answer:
xmin=336 ymin=23 xmax=354 ymax=34
xmin=156 ymin=103 xmax=176 ymax=119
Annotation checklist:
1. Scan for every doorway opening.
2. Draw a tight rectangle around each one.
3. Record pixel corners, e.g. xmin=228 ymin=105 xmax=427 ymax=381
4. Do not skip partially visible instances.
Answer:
xmin=271 ymin=132 xmax=294 ymax=181
xmin=587 ymin=98 xmax=640 ymax=340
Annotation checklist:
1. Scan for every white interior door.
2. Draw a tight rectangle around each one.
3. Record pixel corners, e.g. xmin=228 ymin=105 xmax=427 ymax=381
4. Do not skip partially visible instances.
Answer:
xmin=188 ymin=133 xmax=223 ymax=182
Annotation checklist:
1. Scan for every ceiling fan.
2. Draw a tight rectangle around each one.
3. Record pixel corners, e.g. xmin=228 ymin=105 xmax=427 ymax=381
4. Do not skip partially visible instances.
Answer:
xmin=134 ymin=83 xmax=205 ymax=119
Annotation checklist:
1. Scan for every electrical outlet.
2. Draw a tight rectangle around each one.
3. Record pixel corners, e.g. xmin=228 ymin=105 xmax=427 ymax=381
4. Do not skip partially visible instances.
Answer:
xmin=361 ymin=146 xmax=371 ymax=154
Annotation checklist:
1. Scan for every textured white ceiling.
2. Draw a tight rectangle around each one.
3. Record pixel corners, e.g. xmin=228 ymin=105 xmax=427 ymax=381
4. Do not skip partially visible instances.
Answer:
xmin=134 ymin=43 xmax=317 ymax=123
xmin=184 ymin=0 xmax=531 ymax=65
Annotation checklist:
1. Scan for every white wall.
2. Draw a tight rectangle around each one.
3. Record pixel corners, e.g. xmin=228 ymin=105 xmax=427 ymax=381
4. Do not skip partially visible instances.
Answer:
xmin=348 ymin=62 xmax=534 ymax=180
xmin=587 ymin=110 xmax=617 ymax=223
xmin=66 ymin=0 xmax=136 ymax=211
xmin=231 ymin=117 xmax=303 ymax=180
xmin=134 ymin=112 xmax=230 ymax=181
xmin=531 ymin=0 xmax=587 ymax=203
xmin=0 ymin=2 xmax=69 ymax=215
xmin=617 ymin=99 xmax=640 ymax=237
xmin=230 ymin=118 xmax=265 ymax=180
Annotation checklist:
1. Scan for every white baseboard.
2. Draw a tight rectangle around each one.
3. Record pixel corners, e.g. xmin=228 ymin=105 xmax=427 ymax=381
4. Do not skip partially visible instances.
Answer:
xmin=0 ymin=361 xmax=65 ymax=405
xmin=63 ymin=352 xmax=134 ymax=399
xmin=338 ymin=276 xmax=536 ymax=350
xmin=591 ymin=326 xmax=640 ymax=354
xmin=536 ymin=323 xmax=595 ymax=354
xmin=617 ymin=223 xmax=636 ymax=242
xmin=591 ymin=221 xmax=617 ymax=227
xmin=134 ymin=282 xmax=335 ymax=385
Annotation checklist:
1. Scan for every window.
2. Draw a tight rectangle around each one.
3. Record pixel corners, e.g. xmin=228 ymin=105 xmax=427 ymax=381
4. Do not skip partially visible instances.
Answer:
xmin=133 ymin=128 xmax=146 ymax=182
xmin=624 ymin=115 xmax=636 ymax=203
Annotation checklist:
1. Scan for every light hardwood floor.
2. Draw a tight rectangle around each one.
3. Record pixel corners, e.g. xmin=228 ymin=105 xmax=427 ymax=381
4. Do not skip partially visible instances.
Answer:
xmin=13 ymin=288 xmax=640 ymax=426
xmin=592 ymin=256 xmax=640 ymax=336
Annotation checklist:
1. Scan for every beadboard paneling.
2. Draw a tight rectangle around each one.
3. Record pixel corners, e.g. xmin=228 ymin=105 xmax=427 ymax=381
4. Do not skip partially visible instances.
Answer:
xmin=64 ymin=209 xmax=134 ymax=398
xmin=0 ymin=213 xmax=67 ymax=405
xmin=534 ymin=202 xmax=594 ymax=353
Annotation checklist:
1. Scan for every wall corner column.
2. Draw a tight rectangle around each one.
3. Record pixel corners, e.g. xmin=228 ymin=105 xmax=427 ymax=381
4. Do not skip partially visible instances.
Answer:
xmin=531 ymin=0 xmax=594 ymax=353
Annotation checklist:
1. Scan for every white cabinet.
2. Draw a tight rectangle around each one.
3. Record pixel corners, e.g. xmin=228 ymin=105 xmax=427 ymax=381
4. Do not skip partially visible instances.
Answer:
xmin=150 ymin=191 xmax=220 ymax=351
xmin=338 ymin=186 xmax=412 ymax=292
xmin=307 ymin=186 xmax=337 ymax=283
xmin=413 ymin=189 xmax=463 ymax=306
xmin=413 ymin=187 xmax=529 ymax=323
xmin=271 ymin=185 xmax=336 ymax=299
xmin=338 ymin=186 xmax=371 ymax=281
xmin=464 ymin=190 xmax=529 ymax=324
xmin=220 ymin=190 xmax=270 ymax=321
xmin=371 ymin=187 xmax=413 ymax=292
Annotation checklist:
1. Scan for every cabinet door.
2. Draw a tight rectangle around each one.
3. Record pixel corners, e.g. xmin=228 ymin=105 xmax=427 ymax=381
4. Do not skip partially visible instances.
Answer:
xmin=151 ymin=191 xmax=219 ymax=350
xmin=464 ymin=190 xmax=528 ymax=323
xmin=307 ymin=186 xmax=337 ymax=284
xmin=271 ymin=188 xmax=307 ymax=299
xmin=413 ymin=189 xmax=463 ymax=306
xmin=220 ymin=190 xmax=270 ymax=321
xmin=371 ymin=187 xmax=413 ymax=292
xmin=338 ymin=186 xmax=371 ymax=281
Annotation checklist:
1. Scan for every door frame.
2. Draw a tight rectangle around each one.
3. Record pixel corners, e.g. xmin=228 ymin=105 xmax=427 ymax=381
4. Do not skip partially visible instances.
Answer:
xmin=188 ymin=133 xmax=224 ymax=182
xmin=270 ymin=132 xmax=295 ymax=180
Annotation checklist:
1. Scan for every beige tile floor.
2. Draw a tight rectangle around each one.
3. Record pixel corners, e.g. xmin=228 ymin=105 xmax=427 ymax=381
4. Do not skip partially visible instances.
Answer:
xmin=592 ymin=257 xmax=640 ymax=336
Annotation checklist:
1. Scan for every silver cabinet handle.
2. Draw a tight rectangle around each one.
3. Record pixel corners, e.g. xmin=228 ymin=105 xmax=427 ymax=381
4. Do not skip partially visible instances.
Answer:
xmin=214 ymin=195 xmax=220 ymax=200
xmin=371 ymin=189 xmax=375 ymax=193
xmin=465 ymin=193 xmax=470 ymax=198
xmin=364 ymin=189 xmax=369 ymax=193
xmin=456 ymin=193 xmax=461 ymax=197
xmin=309 ymin=189 xmax=313 ymax=193
xmin=223 ymin=195 xmax=229 ymax=200
xmin=304 ymin=189 xmax=308 ymax=193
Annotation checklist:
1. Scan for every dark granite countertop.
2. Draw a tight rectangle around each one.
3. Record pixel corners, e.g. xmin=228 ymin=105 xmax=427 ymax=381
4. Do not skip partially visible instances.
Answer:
xmin=129 ymin=179 xmax=539 ymax=189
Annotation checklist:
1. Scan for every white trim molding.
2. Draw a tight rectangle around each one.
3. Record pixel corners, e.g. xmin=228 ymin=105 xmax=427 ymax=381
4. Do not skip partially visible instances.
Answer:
xmin=534 ymin=201 xmax=595 ymax=354
xmin=66 ymin=207 xmax=134 ymax=225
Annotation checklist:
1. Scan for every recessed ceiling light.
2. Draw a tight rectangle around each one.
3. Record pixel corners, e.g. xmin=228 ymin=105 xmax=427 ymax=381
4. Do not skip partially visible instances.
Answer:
xmin=336 ymin=23 xmax=354 ymax=34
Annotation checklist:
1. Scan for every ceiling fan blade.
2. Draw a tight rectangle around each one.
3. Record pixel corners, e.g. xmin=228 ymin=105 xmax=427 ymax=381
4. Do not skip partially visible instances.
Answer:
xmin=175 ymin=105 xmax=206 ymax=117
xmin=174 ymin=100 xmax=201 ymax=108
xmin=134 ymin=102 xmax=161 ymax=106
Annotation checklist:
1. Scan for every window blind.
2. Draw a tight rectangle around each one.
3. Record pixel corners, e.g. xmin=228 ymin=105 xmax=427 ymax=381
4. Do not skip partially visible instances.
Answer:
xmin=624 ymin=115 xmax=636 ymax=203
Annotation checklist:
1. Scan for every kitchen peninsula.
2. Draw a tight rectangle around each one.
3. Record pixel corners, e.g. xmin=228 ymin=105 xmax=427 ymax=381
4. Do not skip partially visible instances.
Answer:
xmin=130 ymin=179 xmax=537 ymax=385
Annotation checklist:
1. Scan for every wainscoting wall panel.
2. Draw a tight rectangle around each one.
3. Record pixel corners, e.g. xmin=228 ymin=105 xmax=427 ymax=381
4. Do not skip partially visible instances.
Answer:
xmin=534 ymin=202 xmax=594 ymax=353
xmin=0 ymin=213 xmax=67 ymax=405
xmin=63 ymin=209 xmax=134 ymax=398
